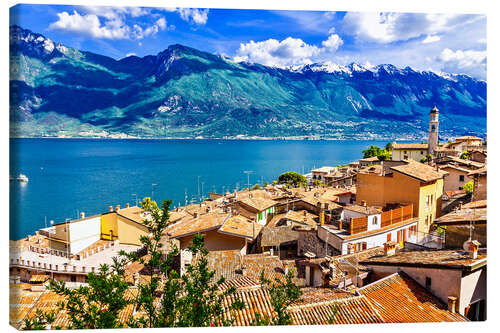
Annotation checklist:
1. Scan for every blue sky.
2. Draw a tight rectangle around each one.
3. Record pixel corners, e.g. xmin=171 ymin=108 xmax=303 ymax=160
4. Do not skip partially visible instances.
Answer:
xmin=10 ymin=4 xmax=487 ymax=79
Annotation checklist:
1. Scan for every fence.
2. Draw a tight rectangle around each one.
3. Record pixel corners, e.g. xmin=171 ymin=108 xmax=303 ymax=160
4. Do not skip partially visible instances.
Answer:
xmin=347 ymin=204 xmax=414 ymax=235
xmin=414 ymin=230 xmax=444 ymax=249
xmin=9 ymin=257 xmax=98 ymax=274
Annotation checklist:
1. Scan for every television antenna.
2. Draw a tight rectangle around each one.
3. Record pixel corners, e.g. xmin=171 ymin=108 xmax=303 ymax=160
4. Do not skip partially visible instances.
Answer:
xmin=243 ymin=171 xmax=254 ymax=190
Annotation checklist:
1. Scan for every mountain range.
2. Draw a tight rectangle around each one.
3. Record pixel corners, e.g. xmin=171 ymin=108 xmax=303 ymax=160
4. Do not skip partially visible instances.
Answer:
xmin=9 ymin=25 xmax=487 ymax=139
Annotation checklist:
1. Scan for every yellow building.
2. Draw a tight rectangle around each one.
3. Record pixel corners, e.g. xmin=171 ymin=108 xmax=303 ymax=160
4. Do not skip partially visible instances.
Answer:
xmin=391 ymin=143 xmax=428 ymax=162
xmin=100 ymin=205 xmax=150 ymax=245
xmin=356 ymin=160 xmax=447 ymax=233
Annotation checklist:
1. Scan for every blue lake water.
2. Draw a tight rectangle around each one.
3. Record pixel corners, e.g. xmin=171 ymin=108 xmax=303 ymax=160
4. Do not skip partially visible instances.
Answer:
xmin=10 ymin=138 xmax=393 ymax=240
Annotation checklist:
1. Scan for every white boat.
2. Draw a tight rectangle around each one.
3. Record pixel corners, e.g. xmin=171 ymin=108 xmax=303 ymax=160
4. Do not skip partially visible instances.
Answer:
xmin=16 ymin=174 xmax=29 ymax=182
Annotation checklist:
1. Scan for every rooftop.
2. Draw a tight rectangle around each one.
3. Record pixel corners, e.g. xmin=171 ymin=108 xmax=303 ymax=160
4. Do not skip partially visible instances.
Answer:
xmin=390 ymin=160 xmax=447 ymax=182
xmin=260 ymin=226 xmax=300 ymax=247
xmin=360 ymin=249 xmax=486 ymax=271
xmin=311 ymin=166 xmax=336 ymax=173
xmin=359 ymin=156 xmax=380 ymax=162
xmin=356 ymin=272 xmax=468 ymax=322
xmin=167 ymin=212 xmax=228 ymax=238
xmin=468 ymin=166 xmax=487 ymax=176
xmin=455 ymin=136 xmax=482 ymax=141
xmin=218 ymin=215 xmax=263 ymax=240
xmin=344 ymin=204 xmax=382 ymax=215
xmin=237 ymin=196 xmax=277 ymax=212
xmin=392 ymin=143 xmax=428 ymax=150
xmin=434 ymin=208 xmax=487 ymax=225
xmin=462 ymin=200 xmax=487 ymax=209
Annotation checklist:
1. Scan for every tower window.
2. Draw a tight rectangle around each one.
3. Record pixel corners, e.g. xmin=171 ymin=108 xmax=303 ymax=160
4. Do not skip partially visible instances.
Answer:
xmin=431 ymin=125 xmax=436 ymax=132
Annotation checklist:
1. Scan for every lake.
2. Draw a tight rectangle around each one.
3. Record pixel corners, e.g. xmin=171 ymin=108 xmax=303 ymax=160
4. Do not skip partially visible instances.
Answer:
xmin=10 ymin=138 xmax=392 ymax=240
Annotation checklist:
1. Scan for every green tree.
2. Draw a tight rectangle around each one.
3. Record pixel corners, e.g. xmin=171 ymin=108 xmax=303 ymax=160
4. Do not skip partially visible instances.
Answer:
xmin=362 ymin=145 xmax=383 ymax=158
xmin=463 ymin=180 xmax=474 ymax=194
xmin=277 ymin=172 xmax=307 ymax=188
xmin=251 ymin=184 xmax=262 ymax=190
xmin=27 ymin=257 xmax=131 ymax=330
xmin=123 ymin=198 xmax=243 ymax=328
xmin=312 ymin=179 xmax=322 ymax=187
xmin=385 ymin=142 xmax=393 ymax=151
xmin=460 ymin=151 xmax=470 ymax=159
xmin=252 ymin=270 xmax=302 ymax=326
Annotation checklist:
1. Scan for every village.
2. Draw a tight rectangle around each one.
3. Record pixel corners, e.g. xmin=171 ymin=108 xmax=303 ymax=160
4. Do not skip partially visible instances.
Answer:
xmin=9 ymin=106 xmax=487 ymax=327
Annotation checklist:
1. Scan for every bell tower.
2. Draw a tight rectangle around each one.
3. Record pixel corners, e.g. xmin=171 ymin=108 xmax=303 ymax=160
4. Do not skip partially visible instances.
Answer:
xmin=428 ymin=106 xmax=439 ymax=155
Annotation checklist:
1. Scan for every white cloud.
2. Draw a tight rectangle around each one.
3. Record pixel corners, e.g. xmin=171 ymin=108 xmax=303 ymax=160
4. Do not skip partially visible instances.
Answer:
xmin=342 ymin=12 xmax=481 ymax=44
xmin=48 ymin=10 xmax=131 ymax=39
xmin=422 ymin=35 xmax=441 ymax=44
xmin=322 ymin=34 xmax=343 ymax=51
xmin=234 ymin=37 xmax=321 ymax=67
xmin=133 ymin=17 xmax=169 ymax=40
xmin=49 ymin=9 xmax=170 ymax=40
xmin=163 ymin=8 xmax=209 ymax=25
xmin=234 ymin=34 xmax=344 ymax=67
xmin=437 ymin=48 xmax=486 ymax=78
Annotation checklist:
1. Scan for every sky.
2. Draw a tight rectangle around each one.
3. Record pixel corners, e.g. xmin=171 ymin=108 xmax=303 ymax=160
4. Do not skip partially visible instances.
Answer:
xmin=10 ymin=4 xmax=487 ymax=79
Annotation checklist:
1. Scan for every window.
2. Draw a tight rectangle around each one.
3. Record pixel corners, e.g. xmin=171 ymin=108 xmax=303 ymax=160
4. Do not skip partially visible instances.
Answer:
xmin=362 ymin=242 xmax=367 ymax=250
xmin=372 ymin=216 xmax=378 ymax=225
xmin=421 ymin=151 xmax=424 ymax=154
xmin=459 ymin=175 xmax=465 ymax=182
xmin=431 ymin=124 xmax=436 ymax=132
xmin=387 ymin=233 xmax=392 ymax=242
xmin=70 ymin=275 xmax=76 ymax=282
xmin=425 ymin=277 xmax=432 ymax=290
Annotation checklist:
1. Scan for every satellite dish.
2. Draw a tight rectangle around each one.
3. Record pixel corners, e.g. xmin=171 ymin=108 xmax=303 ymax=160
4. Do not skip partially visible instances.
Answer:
xmin=463 ymin=239 xmax=472 ymax=251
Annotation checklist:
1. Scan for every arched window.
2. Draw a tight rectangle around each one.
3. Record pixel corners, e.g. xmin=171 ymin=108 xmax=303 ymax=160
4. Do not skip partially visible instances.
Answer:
xmin=431 ymin=124 xmax=436 ymax=132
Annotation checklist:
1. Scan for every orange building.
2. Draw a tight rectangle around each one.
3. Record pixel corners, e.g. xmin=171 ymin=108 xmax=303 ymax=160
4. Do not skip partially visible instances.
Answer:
xmin=356 ymin=160 xmax=447 ymax=233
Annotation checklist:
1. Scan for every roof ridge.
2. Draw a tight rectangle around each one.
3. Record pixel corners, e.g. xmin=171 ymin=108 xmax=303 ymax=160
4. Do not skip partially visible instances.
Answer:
xmin=355 ymin=272 xmax=400 ymax=294
xmin=287 ymin=294 xmax=365 ymax=310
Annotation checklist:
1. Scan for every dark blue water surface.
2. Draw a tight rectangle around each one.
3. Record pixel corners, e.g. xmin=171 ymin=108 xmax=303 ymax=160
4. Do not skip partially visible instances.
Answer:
xmin=10 ymin=138 xmax=390 ymax=240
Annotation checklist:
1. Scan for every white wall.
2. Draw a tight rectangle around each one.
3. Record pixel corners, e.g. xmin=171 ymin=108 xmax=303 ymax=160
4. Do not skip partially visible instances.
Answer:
xmin=339 ymin=222 xmax=417 ymax=255
xmin=69 ymin=216 xmax=101 ymax=254
xmin=459 ymin=268 xmax=487 ymax=315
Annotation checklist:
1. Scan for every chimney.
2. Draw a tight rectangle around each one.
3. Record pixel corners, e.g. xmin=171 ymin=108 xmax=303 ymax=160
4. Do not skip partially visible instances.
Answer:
xmin=109 ymin=205 xmax=114 ymax=212
xmin=126 ymin=203 xmax=130 ymax=208
xmin=458 ymin=202 xmax=463 ymax=210
xmin=80 ymin=212 xmax=85 ymax=219
xmin=193 ymin=212 xmax=198 ymax=218
xmin=384 ymin=241 xmax=397 ymax=256
xmin=303 ymin=210 xmax=307 ymax=216
xmin=467 ymin=240 xmax=480 ymax=259
xmin=206 ymin=206 xmax=212 ymax=213
xmin=347 ymin=243 xmax=353 ymax=254
xmin=249 ymin=193 xmax=253 ymax=198
xmin=361 ymin=200 xmax=367 ymax=207
xmin=447 ymin=296 xmax=457 ymax=313
xmin=115 ymin=205 xmax=120 ymax=212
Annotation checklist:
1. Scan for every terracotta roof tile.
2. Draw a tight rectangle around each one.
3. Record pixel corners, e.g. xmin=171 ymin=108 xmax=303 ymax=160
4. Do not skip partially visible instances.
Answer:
xmin=168 ymin=212 xmax=228 ymax=238
xmin=360 ymin=249 xmax=487 ymax=270
xmin=288 ymin=295 xmax=384 ymax=325
xmin=434 ymin=208 xmax=487 ymax=225
xmin=462 ymin=200 xmax=487 ymax=209
xmin=357 ymin=272 xmax=468 ymax=322
xmin=392 ymin=143 xmax=428 ymax=150
xmin=218 ymin=215 xmax=263 ymax=240
xmin=260 ymin=226 xmax=300 ymax=247
xmin=391 ymin=160 xmax=447 ymax=182
xmin=237 ymin=197 xmax=277 ymax=212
